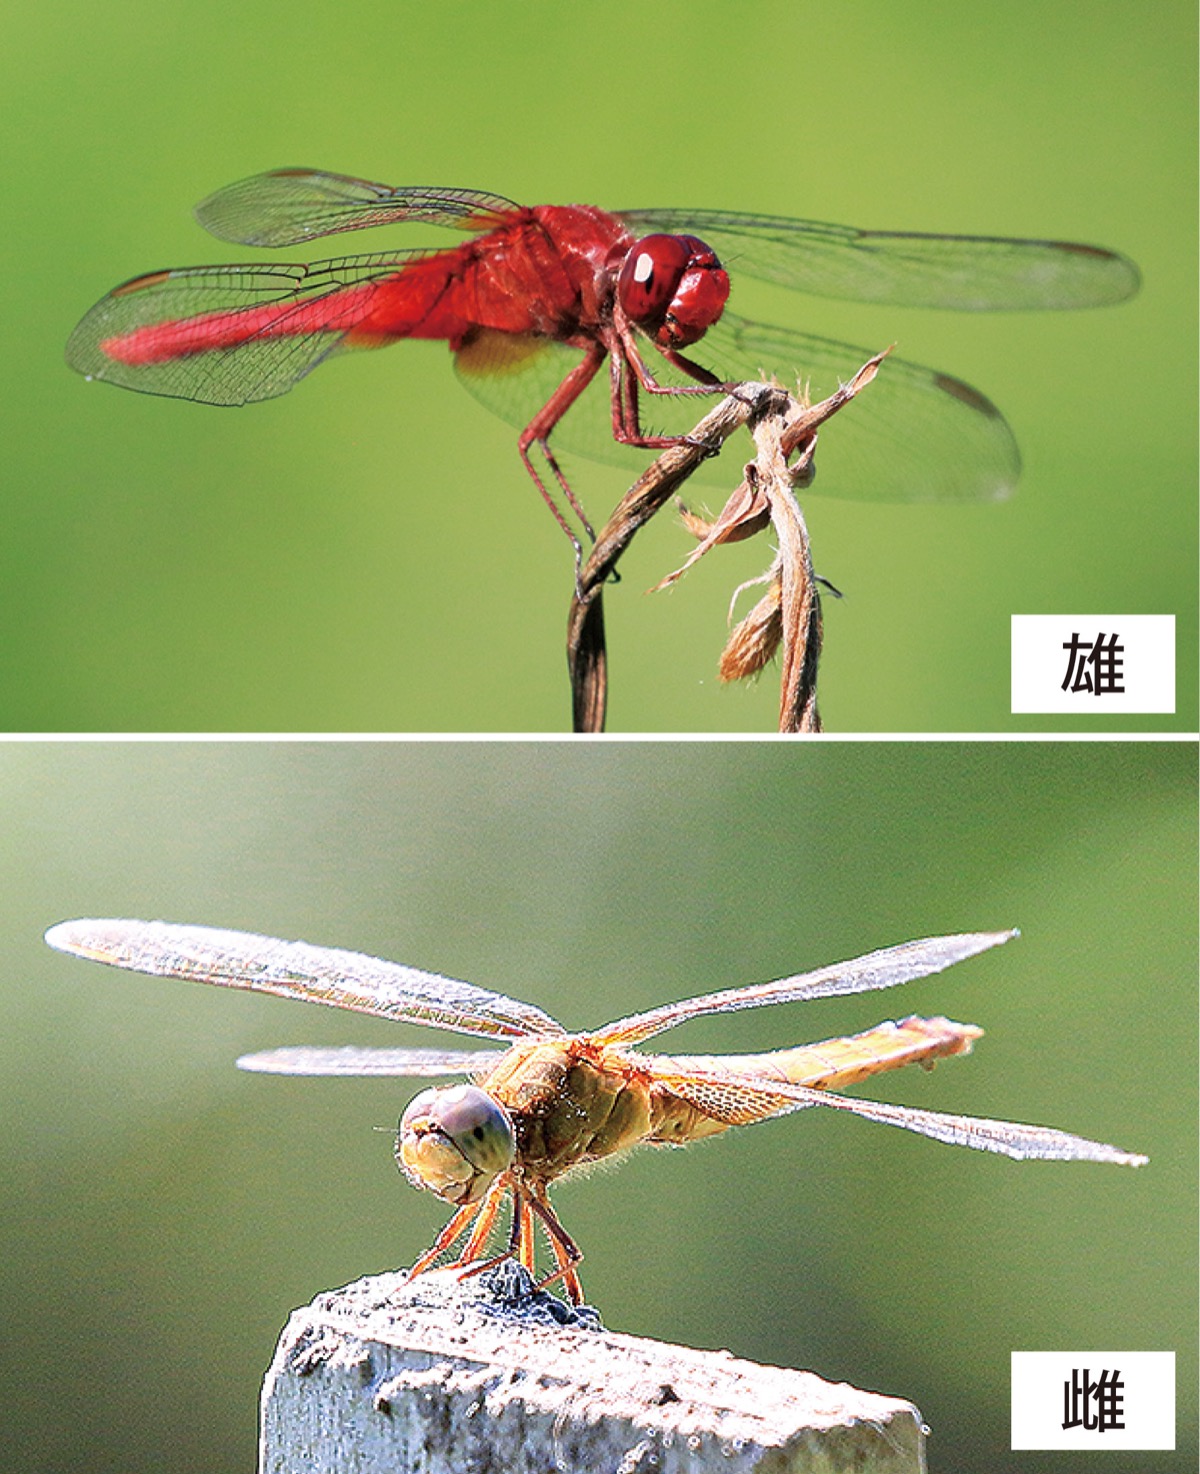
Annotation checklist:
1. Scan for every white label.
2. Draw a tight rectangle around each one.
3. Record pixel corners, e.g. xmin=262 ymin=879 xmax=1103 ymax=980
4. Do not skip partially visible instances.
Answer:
xmin=1011 ymin=615 xmax=1175 ymax=713
xmin=1011 ymin=1351 xmax=1175 ymax=1449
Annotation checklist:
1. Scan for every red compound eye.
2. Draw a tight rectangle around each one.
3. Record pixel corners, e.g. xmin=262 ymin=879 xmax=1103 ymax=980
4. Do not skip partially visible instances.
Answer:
xmin=617 ymin=233 xmax=729 ymax=348
xmin=617 ymin=235 xmax=692 ymax=327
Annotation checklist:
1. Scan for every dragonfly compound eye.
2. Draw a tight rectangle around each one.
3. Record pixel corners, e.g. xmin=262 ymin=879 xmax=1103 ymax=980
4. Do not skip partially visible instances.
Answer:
xmin=618 ymin=234 xmax=729 ymax=349
xmin=396 ymin=1085 xmax=515 ymax=1206
xmin=617 ymin=235 xmax=691 ymax=327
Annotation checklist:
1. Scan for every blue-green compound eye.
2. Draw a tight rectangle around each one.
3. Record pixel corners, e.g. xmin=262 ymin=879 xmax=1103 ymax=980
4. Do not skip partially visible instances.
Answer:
xmin=422 ymin=1085 xmax=515 ymax=1173
xmin=397 ymin=1085 xmax=516 ymax=1204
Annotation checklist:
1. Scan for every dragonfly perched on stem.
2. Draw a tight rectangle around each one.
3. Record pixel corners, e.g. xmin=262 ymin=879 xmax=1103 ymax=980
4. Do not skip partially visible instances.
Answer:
xmin=67 ymin=168 xmax=1140 ymax=556
xmin=46 ymin=920 xmax=1146 ymax=1304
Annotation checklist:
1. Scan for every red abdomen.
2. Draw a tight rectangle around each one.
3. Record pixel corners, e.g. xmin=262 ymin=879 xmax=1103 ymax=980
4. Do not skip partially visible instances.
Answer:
xmin=101 ymin=205 xmax=632 ymax=367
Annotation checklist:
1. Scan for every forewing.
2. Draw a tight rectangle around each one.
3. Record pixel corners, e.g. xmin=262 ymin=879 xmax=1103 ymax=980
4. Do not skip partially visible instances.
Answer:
xmin=45 ymin=920 xmax=566 ymax=1040
xmin=236 ymin=1045 xmax=505 ymax=1076
xmin=196 ymin=169 xmax=519 ymax=247
xmin=618 ymin=208 xmax=1140 ymax=311
xmin=66 ymin=251 xmax=441 ymax=405
xmin=591 ymin=931 xmax=1017 ymax=1047
xmin=653 ymin=1062 xmax=1147 ymax=1165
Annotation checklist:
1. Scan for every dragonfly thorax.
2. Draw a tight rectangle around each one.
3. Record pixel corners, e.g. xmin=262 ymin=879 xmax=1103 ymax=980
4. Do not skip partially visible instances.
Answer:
xmin=480 ymin=1039 xmax=656 ymax=1180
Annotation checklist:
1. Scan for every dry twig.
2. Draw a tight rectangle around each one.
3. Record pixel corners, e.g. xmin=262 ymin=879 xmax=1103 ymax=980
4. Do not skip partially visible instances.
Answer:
xmin=566 ymin=353 xmax=886 ymax=733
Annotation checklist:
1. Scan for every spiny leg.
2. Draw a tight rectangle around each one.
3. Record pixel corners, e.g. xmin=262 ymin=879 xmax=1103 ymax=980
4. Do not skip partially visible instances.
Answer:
xmin=404 ymin=1198 xmax=482 ymax=1282
xmin=518 ymin=341 xmax=607 ymax=551
xmin=516 ymin=1193 xmax=536 ymax=1273
xmin=623 ymin=326 xmax=724 ymax=400
xmin=405 ymin=1174 xmax=511 ymax=1284
xmin=525 ymin=1181 xmax=584 ymax=1303
xmin=452 ymin=1175 xmax=510 ymax=1270
xmin=457 ymin=1173 xmax=530 ymax=1279
xmin=609 ymin=330 xmax=725 ymax=454
xmin=457 ymin=1179 xmax=582 ymax=1300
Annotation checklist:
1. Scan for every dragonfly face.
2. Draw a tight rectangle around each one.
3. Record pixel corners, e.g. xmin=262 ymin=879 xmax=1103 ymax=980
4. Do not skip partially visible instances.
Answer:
xmin=397 ymin=1084 xmax=516 ymax=1207
xmin=615 ymin=233 xmax=731 ymax=349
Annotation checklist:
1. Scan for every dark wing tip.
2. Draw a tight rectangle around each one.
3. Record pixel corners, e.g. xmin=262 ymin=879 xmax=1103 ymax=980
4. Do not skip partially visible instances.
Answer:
xmin=1055 ymin=241 xmax=1142 ymax=303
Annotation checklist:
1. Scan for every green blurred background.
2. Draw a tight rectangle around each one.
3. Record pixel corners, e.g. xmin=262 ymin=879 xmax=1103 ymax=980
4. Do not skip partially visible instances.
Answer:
xmin=2 ymin=1 xmax=1194 ymax=732
xmin=2 ymin=740 xmax=1194 ymax=1472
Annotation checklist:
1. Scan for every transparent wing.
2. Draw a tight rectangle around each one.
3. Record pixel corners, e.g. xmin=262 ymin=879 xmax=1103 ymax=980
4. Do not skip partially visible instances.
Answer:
xmin=700 ymin=312 xmax=1021 ymax=502
xmin=62 ymin=250 xmax=457 ymax=406
xmin=236 ymin=1045 xmax=505 ymax=1076
xmin=652 ymin=1060 xmax=1147 ymax=1165
xmin=590 ymin=931 xmax=1017 ymax=1047
xmin=65 ymin=250 xmax=444 ymax=405
xmin=619 ymin=208 xmax=1141 ymax=311
xmin=45 ymin=920 xmax=566 ymax=1040
xmin=453 ymin=327 xmax=598 ymax=434
xmin=454 ymin=315 xmax=1022 ymax=503
xmin=196 ymin=168 xmax=519 ymax=247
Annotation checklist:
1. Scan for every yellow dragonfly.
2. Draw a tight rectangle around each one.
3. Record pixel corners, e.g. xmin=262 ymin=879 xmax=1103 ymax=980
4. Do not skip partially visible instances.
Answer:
xmin=46 ymin=920 xmax=1146 ymax=1302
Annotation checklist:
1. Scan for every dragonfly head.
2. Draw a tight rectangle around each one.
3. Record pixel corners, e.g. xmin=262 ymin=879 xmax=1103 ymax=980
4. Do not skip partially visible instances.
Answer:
xmin=617 ymin=233 xmax=730 ymax=350
xmin=395 ymin=1084 xmax=515 ymax=1206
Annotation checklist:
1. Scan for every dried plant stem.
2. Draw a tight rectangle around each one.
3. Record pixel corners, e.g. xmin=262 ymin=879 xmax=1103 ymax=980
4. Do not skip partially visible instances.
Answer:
xmin=567 ymin=383 xmax=783 ymax=733
xmin=748 ymin=409 xmax=823 ymax=733
xmin=565 ymin=354 xmax=885 ymax=734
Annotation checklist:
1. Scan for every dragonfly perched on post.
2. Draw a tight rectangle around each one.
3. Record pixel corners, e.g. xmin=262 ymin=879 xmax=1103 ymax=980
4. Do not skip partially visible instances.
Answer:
xmin=67 ymin=168 xmax=1140 ymax=554
xmin=46 ymin=920 xmax=1146 ymax=1303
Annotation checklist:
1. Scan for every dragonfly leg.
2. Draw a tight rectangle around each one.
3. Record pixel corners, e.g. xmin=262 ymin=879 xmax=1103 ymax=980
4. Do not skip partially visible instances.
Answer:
xmin=450 ymin=1173 xmax=510 ymax=1268
xmin=518 ymin=341 xmax=607 ymax=547
xmin=450 ymin=1175 xmax=536 ymax=1284
xmin=608 ymin=324 xmax=726 ymax=453
xmin=633 ymin=337 xmax=725 ymax=395
xmin=608 ymin=352 xmax=679 ymax=451
xmin=405 ymin=1198 xmax=482 ymax=1281
xmin=516 ymin=1192 xmax=536 ymax=1273
xmin=405 ymin=1172 xmax=511 ymax=1284
xmin=455 ymin=1178 xmax=583 ymax=1300
xmin=524 ymin=1181 xmax=584 ymax=1303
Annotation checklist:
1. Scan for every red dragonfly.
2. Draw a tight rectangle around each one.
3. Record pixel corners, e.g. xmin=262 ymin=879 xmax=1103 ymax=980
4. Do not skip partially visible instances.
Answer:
xmin=67 ymin=168 xmax=1140 ymax=547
